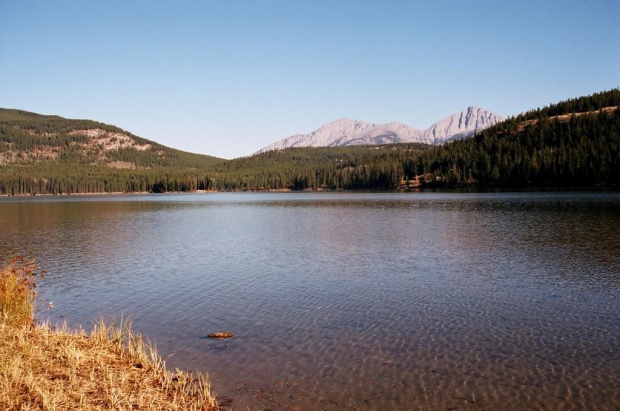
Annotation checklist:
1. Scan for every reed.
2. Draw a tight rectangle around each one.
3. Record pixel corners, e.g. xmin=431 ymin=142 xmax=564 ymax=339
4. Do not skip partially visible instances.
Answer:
xmin=0 ymin=255 xmax=43 ymax=327
xmin=0 ymin=257 xmax=219 ymax=410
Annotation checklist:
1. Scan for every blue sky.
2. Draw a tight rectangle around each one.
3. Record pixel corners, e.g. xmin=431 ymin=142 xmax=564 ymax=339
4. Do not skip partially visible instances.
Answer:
xmin=1 ymin=1 xmax=618 ymax=158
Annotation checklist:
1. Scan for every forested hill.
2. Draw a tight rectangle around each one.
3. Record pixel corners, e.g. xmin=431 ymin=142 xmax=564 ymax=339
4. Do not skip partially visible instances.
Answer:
xmin=206 ymin=143 xmax=433 ymax=190
xmin=520 ymin=89 xmax=620 ymax=118
xmin=0 ymin=109 xmax=222 ymax=169
xmin=415 ymin=89 xmax=620 ymax=187
xmin=0 ymin=89 xmax=618 ymax=195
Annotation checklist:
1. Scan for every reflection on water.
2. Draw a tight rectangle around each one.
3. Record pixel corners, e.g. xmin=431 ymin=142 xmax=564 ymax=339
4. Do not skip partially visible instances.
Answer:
xmin=1 ymin=192 xmax=619 ymax=410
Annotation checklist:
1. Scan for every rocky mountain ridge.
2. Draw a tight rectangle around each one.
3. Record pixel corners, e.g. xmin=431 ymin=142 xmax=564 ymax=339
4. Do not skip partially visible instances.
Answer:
xmin=258 ymin=106 xmax=505 ymax=153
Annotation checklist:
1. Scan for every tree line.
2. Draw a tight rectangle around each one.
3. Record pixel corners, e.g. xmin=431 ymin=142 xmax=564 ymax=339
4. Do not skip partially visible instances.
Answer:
xmin=0 ymin=89 xmax=618 ymax=195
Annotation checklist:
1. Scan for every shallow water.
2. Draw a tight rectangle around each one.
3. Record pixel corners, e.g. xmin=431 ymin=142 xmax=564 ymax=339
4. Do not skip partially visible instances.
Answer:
xmin=1 ymin=191 xmax=619 ymax=410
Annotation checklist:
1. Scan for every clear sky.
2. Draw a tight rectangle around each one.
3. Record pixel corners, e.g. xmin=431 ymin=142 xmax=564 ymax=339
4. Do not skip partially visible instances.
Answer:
xmin=1 ymin=1 xmax=618 ymax=159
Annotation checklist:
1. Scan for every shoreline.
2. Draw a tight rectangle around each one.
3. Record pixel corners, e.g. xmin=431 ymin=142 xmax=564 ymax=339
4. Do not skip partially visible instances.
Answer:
xmin=1 ymin=185 xmax=617 ymax=198
xmin=0 ymin=320 xmax=219 ymax=410
xmin=0 ymin=258 xmax=219 ymax=410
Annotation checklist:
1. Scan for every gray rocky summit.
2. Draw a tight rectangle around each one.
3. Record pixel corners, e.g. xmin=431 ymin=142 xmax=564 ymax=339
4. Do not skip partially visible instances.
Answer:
xmin=257 ymin=107 xmax=505 ymax=153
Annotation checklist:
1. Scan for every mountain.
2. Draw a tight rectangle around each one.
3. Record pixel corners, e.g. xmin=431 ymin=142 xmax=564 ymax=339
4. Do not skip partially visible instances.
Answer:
xmin=0 ymin=109 xmax=222 ymax=169
xmin=257 ymin=107 xmax=505 ymax=153
xmin=258 ymin=119 xmax=425 ymax=153
xmin=423 ymin=106 xmax=505 ymax=144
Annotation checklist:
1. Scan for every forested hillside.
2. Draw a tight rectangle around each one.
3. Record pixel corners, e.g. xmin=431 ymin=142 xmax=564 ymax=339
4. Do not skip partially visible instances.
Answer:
xmin=207 ymin=144 xmax=431 ymax=190
xmin=0 ymin=109 xmax=223 ymax=194
xmin=0 ymin=89 xmax=618 ymax=195
xmin=416 ymin=90 xmax=619 ymax=186
xmin=0 ymin=109 xmax=222 ymax=168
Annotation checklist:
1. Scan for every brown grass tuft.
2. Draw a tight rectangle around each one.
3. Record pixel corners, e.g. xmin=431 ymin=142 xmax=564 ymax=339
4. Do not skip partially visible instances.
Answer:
xmin=0 ymin=255 xmax=45 ymax=327
xmin=0 ymin=258 xmax=219 ymax=410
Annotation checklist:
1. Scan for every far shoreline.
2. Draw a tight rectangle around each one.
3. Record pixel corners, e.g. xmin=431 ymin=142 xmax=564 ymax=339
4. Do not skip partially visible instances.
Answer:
xmin=1 ymin=185 xmax=618 ymax=199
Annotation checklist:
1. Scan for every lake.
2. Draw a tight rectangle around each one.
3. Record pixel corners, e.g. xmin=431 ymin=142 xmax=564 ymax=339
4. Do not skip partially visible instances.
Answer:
xmin=1 ymin=191 xmax=619 ymax=410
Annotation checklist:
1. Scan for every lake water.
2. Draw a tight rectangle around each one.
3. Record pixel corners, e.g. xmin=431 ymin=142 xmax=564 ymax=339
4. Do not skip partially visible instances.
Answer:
xmin=1 ymin=191 xmax=619 ymax=410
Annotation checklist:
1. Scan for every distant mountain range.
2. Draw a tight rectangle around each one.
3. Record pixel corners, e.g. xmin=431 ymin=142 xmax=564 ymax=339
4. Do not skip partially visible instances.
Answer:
xmin=257 ymin=107 xmax=505 ymax=153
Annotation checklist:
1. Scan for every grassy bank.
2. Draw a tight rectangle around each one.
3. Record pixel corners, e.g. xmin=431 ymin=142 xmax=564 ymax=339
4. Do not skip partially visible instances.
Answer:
xmin=0 ymin=256 xmax=218 ymax=410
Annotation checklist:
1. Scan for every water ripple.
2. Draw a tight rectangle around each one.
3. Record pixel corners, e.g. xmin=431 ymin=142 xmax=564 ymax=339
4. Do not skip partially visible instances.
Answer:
xmin=0 ymin=191 xmax=618 ymax=410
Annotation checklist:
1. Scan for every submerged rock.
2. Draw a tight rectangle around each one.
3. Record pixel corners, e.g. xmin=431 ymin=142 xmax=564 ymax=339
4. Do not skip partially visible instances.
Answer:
xmin=207 ymin=332 xmax=233 ymax=339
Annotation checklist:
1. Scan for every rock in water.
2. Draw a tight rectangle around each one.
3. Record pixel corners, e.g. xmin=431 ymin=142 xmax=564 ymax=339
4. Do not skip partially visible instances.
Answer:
xmin=208 ymin=332 xmax=233 ymax=339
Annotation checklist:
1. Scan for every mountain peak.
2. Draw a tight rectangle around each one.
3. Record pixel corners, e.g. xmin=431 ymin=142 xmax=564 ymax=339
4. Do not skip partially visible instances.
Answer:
xmin=424 ymin=107 xmax=505 ymax=144
xmin=257 ymin=107 xmax=505 ymax=153
xmin=257 ymin=118 xmax=425 ymax=153
xmin=327 ymin=117 xmax=360 ymax=124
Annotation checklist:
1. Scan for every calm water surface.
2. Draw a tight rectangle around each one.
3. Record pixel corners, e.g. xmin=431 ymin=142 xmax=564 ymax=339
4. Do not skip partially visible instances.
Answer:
xmin=1 ymin=192 xmax=619 ymax=410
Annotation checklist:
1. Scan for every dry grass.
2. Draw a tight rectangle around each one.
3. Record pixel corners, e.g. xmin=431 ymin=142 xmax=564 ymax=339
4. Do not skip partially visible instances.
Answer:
xmin=0 ymin=256 xmax=44 ymax=327
xmin=0 ymin=257 xmax=219 ymax=410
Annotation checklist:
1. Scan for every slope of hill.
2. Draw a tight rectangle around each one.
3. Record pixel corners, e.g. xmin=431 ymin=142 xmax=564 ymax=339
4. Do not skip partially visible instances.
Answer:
xmin=0 ymin=109 xmax=222 ymax=169
xmin=209 ymin=143 xmax=433 ymax=190
xmin=414 ymin=89 xmax=620 ymax=187
xmin=257 ymin=107 xmax=505 ymax=153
